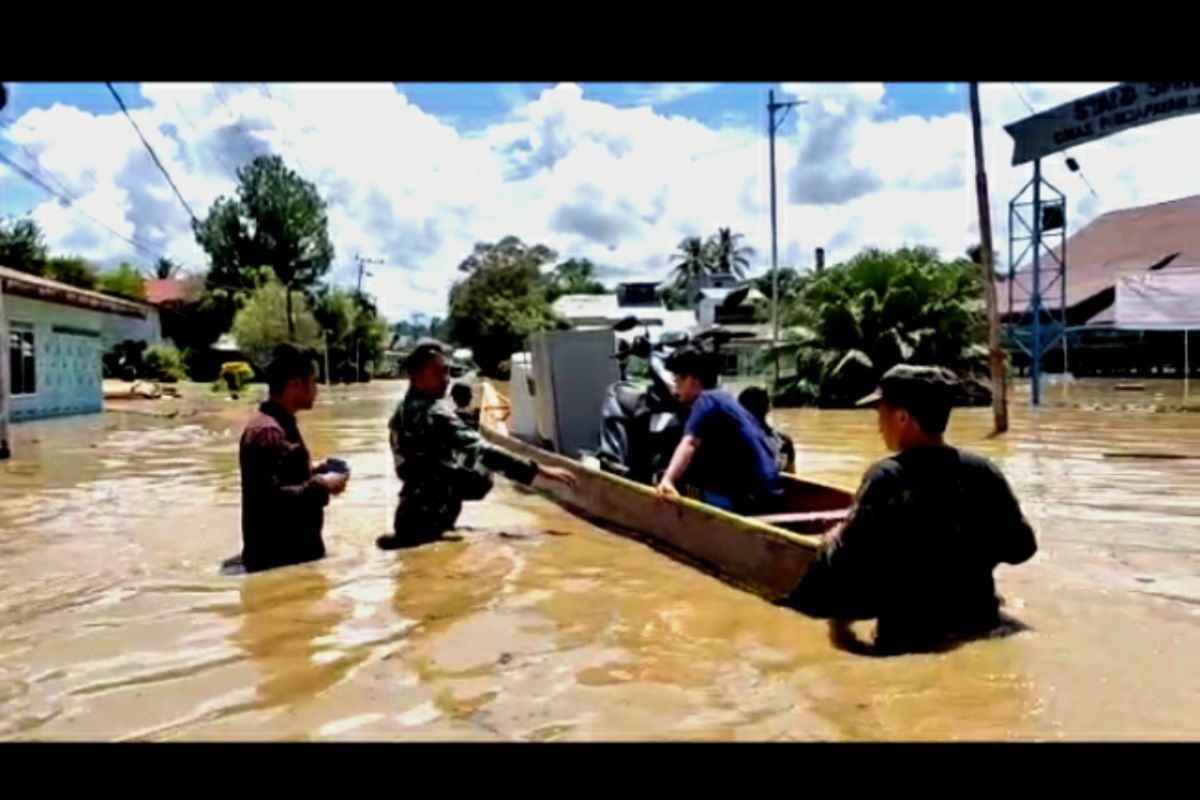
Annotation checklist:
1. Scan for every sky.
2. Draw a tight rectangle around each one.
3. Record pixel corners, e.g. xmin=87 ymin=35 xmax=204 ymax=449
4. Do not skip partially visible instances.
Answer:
xmin=2 ymin=81 xmax=1198 ymax=322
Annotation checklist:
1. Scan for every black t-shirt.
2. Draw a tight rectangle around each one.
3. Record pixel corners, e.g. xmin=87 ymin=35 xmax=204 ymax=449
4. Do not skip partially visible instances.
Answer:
xmin=792 ymin=445 xmax=1037 ymax=650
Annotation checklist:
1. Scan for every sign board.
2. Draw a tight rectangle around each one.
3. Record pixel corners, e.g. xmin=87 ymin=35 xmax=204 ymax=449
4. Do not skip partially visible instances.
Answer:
xmin=1005 ymin=82 xmax=1200 ymax=165
xmin=1114 ymin=268 xmax=1200 ymax=330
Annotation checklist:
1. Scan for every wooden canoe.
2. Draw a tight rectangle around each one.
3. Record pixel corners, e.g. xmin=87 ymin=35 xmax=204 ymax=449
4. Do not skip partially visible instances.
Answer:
xmin=478 ymin=382 xmax=854 ymax=602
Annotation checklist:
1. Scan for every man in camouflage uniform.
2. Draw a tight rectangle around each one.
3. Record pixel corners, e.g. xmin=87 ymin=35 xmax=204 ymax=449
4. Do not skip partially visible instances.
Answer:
xmin=377 ymin=341 xmax=575 ymax=550
xmin=788 ymin=365 xmax=1037 ymax=655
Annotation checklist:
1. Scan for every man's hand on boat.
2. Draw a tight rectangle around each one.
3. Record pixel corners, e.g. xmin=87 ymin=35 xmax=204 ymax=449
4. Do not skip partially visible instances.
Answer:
xmin=535 ymin=464 xmax=578 ymax=490
xmin=655 ymin=478 xmax=681 ymax=500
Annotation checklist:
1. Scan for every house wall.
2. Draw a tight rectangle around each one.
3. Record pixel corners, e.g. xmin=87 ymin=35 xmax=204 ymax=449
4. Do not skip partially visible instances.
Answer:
xmin=4 ymin=295 xmax=105 ymax=421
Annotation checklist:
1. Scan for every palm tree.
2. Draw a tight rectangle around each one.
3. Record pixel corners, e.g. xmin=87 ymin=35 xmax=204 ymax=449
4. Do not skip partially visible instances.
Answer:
xmin=771 ymin=247 xmax=988 ymax=407
xmin=709 ymin=227 xmax=753 ymax=279
xmin=669 ymin=235 xmax=715 ymax=300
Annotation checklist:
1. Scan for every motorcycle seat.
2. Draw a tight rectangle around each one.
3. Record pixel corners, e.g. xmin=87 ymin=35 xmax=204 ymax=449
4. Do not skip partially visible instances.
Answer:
xmin=612 ymin=382 xmax=644 ymax=417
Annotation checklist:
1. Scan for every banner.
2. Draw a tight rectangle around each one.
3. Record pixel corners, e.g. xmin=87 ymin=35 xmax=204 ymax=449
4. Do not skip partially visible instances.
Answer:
xmin=1005 ymin=82 xmax=1200 ymax=165
xmin=1114 ymin=268 xmax=1200 ymax=330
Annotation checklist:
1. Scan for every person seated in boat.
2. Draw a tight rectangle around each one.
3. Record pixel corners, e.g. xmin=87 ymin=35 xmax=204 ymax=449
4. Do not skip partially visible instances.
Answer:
xmin=377 ymin=341 xmax=576 ymax=551
xmin=787 ymin=364 xmax=1038 ymax=655
xmin=450 ymin=382 xmax=480 ymax=429
xmin=231 ymin=343 xmax=350 ymax=574
xmin=738 ymin=386 xmax=796 ymax=474
xmin=654 ymin=346 xmax=782 ymax=514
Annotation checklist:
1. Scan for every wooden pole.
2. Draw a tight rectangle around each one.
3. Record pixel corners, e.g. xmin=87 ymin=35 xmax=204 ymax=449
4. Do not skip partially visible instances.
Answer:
xmin=0 ymin=280 xmax=11 ymax=459
xmin=969 ymin=82 xmax=1009 ymax=434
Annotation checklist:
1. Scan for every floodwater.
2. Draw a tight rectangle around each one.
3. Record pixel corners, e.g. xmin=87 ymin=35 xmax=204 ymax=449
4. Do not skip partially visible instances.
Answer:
xmin=1 ymin=379 xmax=1198 ymax=741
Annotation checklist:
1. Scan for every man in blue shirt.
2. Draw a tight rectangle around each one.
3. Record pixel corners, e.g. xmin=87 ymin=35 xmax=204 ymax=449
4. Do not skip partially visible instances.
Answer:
xmin=654 ymin=346 xmax=781 ymax=513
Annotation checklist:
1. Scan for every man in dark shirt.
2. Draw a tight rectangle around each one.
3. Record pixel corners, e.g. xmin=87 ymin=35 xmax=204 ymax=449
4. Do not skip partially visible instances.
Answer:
xmin=788 ymin=364 xmax=1037 ymax=654
xmin=655 ymin=347 xmax=781 ymax=513
xmin=739 ymin=386 xmax=796 ymax=474
xmin=236 ymin=344 xmax=348 ymax=573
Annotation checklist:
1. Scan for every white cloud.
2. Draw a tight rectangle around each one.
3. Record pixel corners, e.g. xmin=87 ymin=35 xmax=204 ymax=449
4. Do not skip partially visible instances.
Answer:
xmin=622 ymin=83 xmax=720 ymax=106
xmin=3 ymin=80 xmax=1200 ymax=323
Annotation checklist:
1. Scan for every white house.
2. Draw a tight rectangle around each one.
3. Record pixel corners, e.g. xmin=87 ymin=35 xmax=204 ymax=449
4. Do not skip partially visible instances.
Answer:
xmin=1 ymin=266 xmax=162 ymax=459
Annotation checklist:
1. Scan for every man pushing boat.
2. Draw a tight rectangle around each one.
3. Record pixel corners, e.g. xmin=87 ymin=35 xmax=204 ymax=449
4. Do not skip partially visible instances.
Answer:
xmin=788 ymin=364 xmax=1038 ymax=655
xmin=378 ymin=341 xmax=576 ymax=550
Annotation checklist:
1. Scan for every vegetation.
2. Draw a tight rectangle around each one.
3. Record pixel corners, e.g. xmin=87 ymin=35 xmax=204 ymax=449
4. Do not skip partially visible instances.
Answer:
xmin=547 ymin=258 xmax=606 ymax=298
xmin=98 ymin=262 xmax=147 ymax=300
xmin=446 ymin=236 xmax=566 ymax=377
xmin=193 ymin=155 xmax=334 ymax=336
xmin=0 ymin=217 xmax=48 ymax=273
xmin=142 ymin=343 xmax=187 ymax=383
xmin=232 ymin=274 xmax=322 ymax=368
xmin=770 ymin=246 xmax=988 ymax=407
xmin=220 ymin=362 xmax=255 ymax=397
xmin=102 ymin=340 xmax=186 ymax=382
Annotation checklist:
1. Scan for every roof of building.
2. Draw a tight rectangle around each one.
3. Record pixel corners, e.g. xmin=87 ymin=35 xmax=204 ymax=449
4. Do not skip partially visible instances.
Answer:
xmin=0 ymin=265 xmax=153 ymax=319
xmin=552 ymin=293 xmax=621 ymax=321
xmin=1003 ymin=194 xmax=1200 ymax=320
xmin=144 ymin=278 xmax=196 ymax=306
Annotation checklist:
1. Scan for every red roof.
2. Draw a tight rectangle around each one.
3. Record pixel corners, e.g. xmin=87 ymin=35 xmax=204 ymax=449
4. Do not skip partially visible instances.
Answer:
xmin=1002 ymin=194 xmax=1200 ymax=316
xmin=143 ymin=279 xmax=195 ymax=306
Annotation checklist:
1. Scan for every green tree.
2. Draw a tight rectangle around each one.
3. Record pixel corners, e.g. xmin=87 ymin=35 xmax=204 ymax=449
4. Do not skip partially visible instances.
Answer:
xmin=0 ymin=218 xmax=48 ymax=274
xmin=668 ymin=235 xmax=715 ymax=301
xmin=548 ymin=258 xmax=606 ymax=298
xmin=446 ymin=236 xmax=564 ymax=377
xmin=43 ymin=255 xmax=98 ymax=289
xmin=753 ymin=266 xmax=809 ymax=303
xmin=772 ymin=246 xmax=988 ymax=407
xmin=313 ymin=287 xmax=389 ymax=382
xmin=708 ymin=227 xmax=753 ymax=279
xmin=193 ymin=155 xmax=334 ymax=336
xmin=233 ymin=274 xmax=322 ymax=368
xmin=99 ymin=262 xmax=147 ymax=300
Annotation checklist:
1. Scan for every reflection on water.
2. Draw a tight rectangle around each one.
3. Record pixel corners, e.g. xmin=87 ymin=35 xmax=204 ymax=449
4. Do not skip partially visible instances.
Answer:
xmin=1 ymin=379 xmax=1199 ymax=740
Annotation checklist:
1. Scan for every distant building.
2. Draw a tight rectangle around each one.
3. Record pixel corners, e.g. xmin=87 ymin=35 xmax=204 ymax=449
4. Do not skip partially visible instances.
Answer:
xmin=1001 ymin=194 xmax=1200 ymax=376
xmin=1 ymin=266 xmax=161 ymax=444
xmin=552 ymin=281 xmax=697 ymax=341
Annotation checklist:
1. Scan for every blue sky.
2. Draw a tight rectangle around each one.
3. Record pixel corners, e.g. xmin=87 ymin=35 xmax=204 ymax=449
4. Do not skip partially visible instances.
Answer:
xmin=3 ymin=80 xmax=1192 ymax=320
xmin=1 ymin=81 xmax=969 ymax=226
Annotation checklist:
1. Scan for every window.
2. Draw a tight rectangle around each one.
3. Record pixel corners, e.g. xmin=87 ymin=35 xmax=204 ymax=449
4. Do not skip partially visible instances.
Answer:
xmin=8 ymin=324 xmax=35 ymax=396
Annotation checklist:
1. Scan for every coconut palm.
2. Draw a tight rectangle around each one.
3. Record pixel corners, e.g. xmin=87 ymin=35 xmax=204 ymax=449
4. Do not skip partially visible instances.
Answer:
xmin=709 ymin=227 xmax=753 ymax=279
xmin=669 ymin=235 xmax=715 ymax=300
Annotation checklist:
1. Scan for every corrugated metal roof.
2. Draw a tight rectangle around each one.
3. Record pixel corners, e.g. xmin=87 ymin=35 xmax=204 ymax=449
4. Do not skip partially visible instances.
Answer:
xmin=1002 ymin=194 xmax=1200 ymax=317
xmin=0 ymin=265 xmax=152 ymax=318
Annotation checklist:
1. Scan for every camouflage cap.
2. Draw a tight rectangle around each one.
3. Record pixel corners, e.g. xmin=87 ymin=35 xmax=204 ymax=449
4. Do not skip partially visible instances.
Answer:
xmin=856 ymin=364 xmax=960 ymax=414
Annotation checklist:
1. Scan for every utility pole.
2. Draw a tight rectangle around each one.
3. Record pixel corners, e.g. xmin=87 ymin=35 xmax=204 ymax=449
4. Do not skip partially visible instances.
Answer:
xmin=969 ymin=82 xmax=1009 ymax=435
xmin=768 ymin=89 xmax=806 ymax=387
xmin=353 ymin=255 xmax=383 ymax=383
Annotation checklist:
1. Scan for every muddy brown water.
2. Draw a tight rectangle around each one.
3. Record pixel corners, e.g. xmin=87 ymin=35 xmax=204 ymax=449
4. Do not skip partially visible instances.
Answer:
xmin=1 ymin=379 xmax=1198 ymax=740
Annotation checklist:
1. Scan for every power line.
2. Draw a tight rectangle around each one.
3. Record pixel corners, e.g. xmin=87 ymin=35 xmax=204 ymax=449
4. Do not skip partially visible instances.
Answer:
xmin=1009 ymin=82 xmax=1101 ymax=201
xmin=0 ymin=148 xmax=166 ymax=261
xmin=173 ymin=99 xmax=239 ymax=180
xmin=0 ymin=129 xmax=78 ymax=201
xmin=105 ymin=82 xmax=199 ymax=226
xmin=257 ymin=82 xmax=315 ymax=184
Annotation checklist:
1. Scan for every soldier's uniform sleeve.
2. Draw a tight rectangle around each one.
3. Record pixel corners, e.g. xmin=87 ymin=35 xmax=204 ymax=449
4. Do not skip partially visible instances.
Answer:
xmin=432 ymin=403 xmax=540 ymax=486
